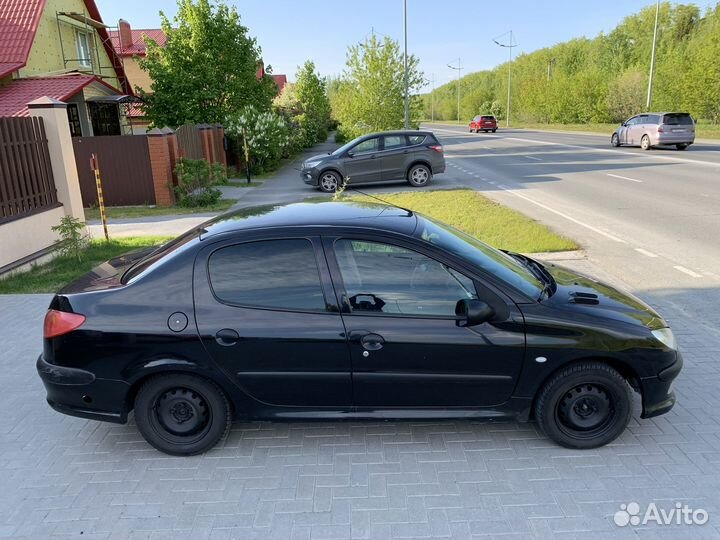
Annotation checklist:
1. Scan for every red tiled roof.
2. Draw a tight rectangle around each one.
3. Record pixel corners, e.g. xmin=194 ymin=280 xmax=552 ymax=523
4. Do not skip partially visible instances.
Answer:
xmin=0 ymin=74 xmax=98 ymax=116
xmin=272 ymin=74 xmax=288 ymax=92
xmin=0 ymin=0 xmax=46 ymax=78
xmin=0 ymin=0 xmax=130 ymax=94
xmin=108 ymin=28 xmax=167 ymax=57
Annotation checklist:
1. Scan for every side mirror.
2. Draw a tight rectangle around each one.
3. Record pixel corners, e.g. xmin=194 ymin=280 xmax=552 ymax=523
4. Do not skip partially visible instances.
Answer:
xmin=346 ymin=151 xmax=354 ymax=158
xmin=455 ymin=299 xmax=495 ymax=327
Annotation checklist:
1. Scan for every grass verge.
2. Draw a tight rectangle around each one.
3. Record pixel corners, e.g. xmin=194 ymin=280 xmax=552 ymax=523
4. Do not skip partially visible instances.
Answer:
xmin=84 ymin=199 xmax=234 ymax=220
xmin=0 ymin=236 xmax=172 ymax=294
xmin=344 ymin=189 xmax=578 ymax=253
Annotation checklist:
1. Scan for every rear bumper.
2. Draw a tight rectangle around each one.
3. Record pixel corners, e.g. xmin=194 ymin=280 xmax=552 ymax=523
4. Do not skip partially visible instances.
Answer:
xmin=656 ymin=134 xmax=695 ymax=145
xmin=640 ymin=352 xmax=683 ymax=418
xmin=36 ymin=354 xmax=130 ymax=424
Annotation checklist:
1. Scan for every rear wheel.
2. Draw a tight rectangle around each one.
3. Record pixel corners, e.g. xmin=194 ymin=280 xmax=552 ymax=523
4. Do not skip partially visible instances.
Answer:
xmin=407 ymin=164 xmax=431 ymax=187
xmin=611 ymin=133 xmax=620 ymax=147
xmin=319 ymin=171 xmax=341 ymax=193
xmin=535 ymin=362 xmax=633 ymax=449
xmin=641 ymin=135 xmax=651 ymax=150
xmin=676 ymin=143 xmax=688 ymax=150
xmin=492 ymin=129 xmax=497 ymax=133
xmin=135 ymin=374 xmax=231 ymax=455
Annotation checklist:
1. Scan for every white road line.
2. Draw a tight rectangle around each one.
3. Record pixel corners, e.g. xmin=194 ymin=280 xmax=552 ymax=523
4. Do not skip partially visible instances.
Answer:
xmin=607 ymin=173 xmax=643 ymax=183
xmin=634 ymin=248 xmax=658 ymax=258
xmin=674 ymin=265 xmax=703 ymax=278
xmin=524 ymin=155 xmax=542 ymax=161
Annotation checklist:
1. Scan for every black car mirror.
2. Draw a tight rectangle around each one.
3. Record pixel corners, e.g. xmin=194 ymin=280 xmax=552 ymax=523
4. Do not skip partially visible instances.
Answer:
xmin=455 ymin=299 xmax=495 ymax=327
xmin=346 ymin=151 xmax=354 ymax=158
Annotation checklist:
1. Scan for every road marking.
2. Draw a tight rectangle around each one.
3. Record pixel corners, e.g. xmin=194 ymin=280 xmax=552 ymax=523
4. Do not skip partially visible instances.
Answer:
xmin=674 ymin=265 xmax=703 ymax=278
xmin=607 ymin=173 xmax=643 ymax=183
xmin=635 ymin=248 xmax=658 ymax=258
xmin=524 ymin=155 xmax=542 ymax=161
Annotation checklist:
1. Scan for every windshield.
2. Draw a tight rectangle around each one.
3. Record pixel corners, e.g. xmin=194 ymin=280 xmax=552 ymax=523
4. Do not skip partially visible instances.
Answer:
xmin=331 ymin=135 xmax=364 ymax=156
xmin=415 ymin=215 xmax=543 ymax=298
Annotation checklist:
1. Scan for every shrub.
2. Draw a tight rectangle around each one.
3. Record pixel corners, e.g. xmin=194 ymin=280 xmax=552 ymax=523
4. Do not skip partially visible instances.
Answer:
xmin=174 ymin=158 xmax=227 ymax=207
xmin=226 ymin=105 xmax=291 ymax=174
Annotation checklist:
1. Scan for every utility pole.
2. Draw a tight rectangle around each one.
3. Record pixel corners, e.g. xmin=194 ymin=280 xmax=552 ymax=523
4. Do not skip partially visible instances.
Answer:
xmin=431 ymin=73 xmax=435 ymax=122
xmin=447 ymin=58 xmax=462 ymax=124
xmin=647 ymin=0 xmax=660 ymax=110
xmin=493 ymin=31 xmax=517 ymax=128
xmin=403 ymin=0 xmax=409 ymax=129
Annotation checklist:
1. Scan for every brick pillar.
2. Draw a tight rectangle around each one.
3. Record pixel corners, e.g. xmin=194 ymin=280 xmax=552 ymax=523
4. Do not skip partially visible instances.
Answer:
xmin=147 ymin=129 xmax=175 ymax=207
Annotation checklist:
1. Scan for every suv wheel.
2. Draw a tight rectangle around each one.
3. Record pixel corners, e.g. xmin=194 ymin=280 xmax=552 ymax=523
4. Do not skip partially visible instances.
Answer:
xmin=641 ymin=135 xmax=651 ymax=150
xmin=611 ymin=133 xmax=620 ymax=147
xmin=407 ymin=164 xmax=431 ymax=187
xmin=535 ymin=362 xmax=633 ymax=449
xmin=676 ymin=143 xmax=688 ymax=151
xmin=135 ymin=373 xmax=231 ymax=455
xmin=319 ymin=171 xmax=341 ymax=193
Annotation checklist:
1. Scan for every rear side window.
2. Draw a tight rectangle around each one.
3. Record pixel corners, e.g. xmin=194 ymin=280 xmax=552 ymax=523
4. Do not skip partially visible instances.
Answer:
xmin=208 ymin=239 xmax=326 ymax=311
xmin=383 ymin=135 xmax=407 ymax=150
xmin=408 ymin=134 xmax=426 ymax=145
xmin=663 ymin=114 xmax=693 ymax=125
xmin=473 ymin=116 xmax=481 ymax=121
xmin=647 ymin=115 xmax=661 ymax=124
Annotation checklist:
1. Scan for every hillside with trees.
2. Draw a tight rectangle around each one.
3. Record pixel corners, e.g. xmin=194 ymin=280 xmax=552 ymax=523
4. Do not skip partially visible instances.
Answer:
xmin=425 ymin=2 xmax=720 ymax=125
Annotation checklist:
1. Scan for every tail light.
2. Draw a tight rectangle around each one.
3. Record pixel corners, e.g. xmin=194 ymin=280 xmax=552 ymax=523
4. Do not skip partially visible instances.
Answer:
xmin=657 ymin=126 xmax=664 ymax=133
xmin=43 ymin=309 xmax=86 ymax=339
xmin=428 ymin=144 xmax=443 ymax=153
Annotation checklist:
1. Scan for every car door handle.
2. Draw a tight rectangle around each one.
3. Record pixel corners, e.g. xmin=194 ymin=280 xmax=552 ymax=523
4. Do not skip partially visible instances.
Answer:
xmin=360 ymin=333 xmax=384 ymax=351
xmin=370 ymin=154 xmax=376 ymax=159
xmin=215 ymin=328 xmax=240 ymax=346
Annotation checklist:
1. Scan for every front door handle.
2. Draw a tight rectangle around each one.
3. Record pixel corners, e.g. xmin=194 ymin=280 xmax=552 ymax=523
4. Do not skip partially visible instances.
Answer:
xmin=360 ymin=333 xmax=384 ymax=351
xmin=215 ymin=328 xmax=240 ymax=346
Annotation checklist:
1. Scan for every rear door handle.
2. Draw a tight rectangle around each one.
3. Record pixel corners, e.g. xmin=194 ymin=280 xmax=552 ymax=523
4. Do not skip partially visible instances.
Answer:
xmin=360 ymin=333 xmax=384 ymax=351
xmin=215 ymin=328 xmax=240 ymax=346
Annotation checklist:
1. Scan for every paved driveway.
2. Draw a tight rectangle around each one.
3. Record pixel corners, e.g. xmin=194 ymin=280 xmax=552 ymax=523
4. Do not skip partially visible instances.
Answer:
xmin=2 ymin=252 xmax=719 ymax=540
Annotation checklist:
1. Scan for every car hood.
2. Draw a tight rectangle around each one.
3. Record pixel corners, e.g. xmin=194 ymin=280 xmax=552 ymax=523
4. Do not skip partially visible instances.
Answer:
xmin=540 ymin=262 xmax=665 ymax=330
xmin=305 ymin=153 xmax=332 ymax=165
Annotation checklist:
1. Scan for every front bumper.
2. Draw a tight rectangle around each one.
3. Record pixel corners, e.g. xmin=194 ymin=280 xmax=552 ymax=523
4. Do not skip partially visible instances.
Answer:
xmin=301 ymin=168 xmax=319 ymax=186
xmin=640 ymin=351 xmax=683 ymax=418
xmin=36 ymin=354 xmax=130 ymax=424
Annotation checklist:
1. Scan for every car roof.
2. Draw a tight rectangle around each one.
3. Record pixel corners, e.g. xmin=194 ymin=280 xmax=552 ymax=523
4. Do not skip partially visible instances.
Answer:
xmin=362 ymin=130 xmax=435 ymax=138
xmin=198 ymin=200 xmax=418 ymax=239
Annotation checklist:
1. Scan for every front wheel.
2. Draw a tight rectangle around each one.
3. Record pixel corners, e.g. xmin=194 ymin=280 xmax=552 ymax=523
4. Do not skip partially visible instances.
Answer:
xmin=135 ymin=373 xmax=231 ymax=455
xmin=535 ymin=362 xmax=633 ymax=449
xmin=611 ymin=133 xmax=620 ymax=147
xmin=318 ymin=171 xmax=341 ymax=193
xmin=407 ymin=164 xmax=431 ymax=187
xmin=641 ymin=135 xmax=651 ymax=150
xmin=676 ymin=143 xmax=688 ymax=151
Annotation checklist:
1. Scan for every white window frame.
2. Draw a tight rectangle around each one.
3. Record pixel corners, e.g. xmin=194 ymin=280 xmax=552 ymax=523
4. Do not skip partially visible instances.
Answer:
xmin=76 ymin=31 xmax=92 ymax=68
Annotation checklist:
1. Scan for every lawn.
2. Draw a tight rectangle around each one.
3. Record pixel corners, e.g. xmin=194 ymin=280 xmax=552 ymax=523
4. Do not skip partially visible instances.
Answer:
xmin=84 ymin=199 xmax=234 ymax=220
xmin=344 ymin=189 xmax=578 ymax=253
xmin=0 ymin=236 xmax=171 ymax=294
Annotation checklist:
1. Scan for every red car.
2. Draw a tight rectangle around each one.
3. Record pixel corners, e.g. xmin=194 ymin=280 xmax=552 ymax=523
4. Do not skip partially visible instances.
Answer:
xmin=470 ymin=115 xmax=497 ymax=133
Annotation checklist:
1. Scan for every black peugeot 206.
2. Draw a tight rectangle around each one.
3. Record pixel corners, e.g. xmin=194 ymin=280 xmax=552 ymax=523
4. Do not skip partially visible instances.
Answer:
xmin=37 ymin=201 xmax=681 ymax=455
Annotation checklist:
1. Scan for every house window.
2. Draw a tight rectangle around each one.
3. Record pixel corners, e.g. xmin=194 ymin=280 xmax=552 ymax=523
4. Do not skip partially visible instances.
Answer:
xmin=88 ymin=102 xmax=121 ymax=136
xmin=66 ymin=104 xmax=82 ymax=137
xmin=76 ymin=31 xmax=91 ymax=68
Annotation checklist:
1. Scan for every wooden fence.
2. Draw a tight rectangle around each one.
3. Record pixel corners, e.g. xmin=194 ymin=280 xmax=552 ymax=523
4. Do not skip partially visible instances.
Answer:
xmin=0 ymin=117 xmax=58 ymax=223
xmin=175 ymin=124 xmax=204 ymax=160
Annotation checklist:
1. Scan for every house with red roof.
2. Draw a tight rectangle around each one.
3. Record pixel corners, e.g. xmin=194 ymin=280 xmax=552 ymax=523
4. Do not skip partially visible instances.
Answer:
xmin=0 ymin=0 xmax=133 ymax=136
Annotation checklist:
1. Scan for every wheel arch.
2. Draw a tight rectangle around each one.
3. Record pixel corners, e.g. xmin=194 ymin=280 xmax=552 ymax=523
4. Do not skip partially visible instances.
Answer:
xmin=406 ymin=159 xmax=433 ymax=176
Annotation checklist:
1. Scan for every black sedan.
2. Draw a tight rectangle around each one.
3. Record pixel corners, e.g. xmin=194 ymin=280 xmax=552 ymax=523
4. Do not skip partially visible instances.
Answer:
xmin=37 ymin=201 xmax=681 ymax=455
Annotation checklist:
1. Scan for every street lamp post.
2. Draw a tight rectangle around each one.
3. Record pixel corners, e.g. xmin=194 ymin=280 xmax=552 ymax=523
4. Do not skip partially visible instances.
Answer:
xmin=447 ymin=59 xmax=462 ymax=124
xmin=493 ymin=31 xmax=517 ymax=128
xmin=403 ymin=0 xmax=409 ymax=129
xmin=646 ymin=0 xmax=660 ymax=110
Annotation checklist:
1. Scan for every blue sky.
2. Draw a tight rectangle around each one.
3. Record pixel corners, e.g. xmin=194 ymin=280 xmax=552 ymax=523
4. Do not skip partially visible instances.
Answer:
xmin=97 ymin=0 xmax=717 ymax=89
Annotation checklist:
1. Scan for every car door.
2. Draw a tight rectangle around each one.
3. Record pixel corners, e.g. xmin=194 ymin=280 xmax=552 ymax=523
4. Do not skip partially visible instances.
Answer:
xmin=324 ymin=235 xmax=525 ymax=408
xmin=630 ymin=114 xmax=649 ymax=145
xmin=343 ymin=136 xmax=381 ymax=184
xmin=380 ymin=134 xmax=409 ymax=181
xmin=620 ymin=116 xmax=636 ymax=144
xmin=193 ymin=233 xmax=352 ymax=407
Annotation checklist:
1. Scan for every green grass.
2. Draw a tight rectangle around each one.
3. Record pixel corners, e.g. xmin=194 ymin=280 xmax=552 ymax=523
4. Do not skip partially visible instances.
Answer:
xmin=344 ymin=189 xmax=578 ymax=253
xmin=0 ymin=236 xmax=172 ymax=294
xmin=84 ymin=199 xmax=235 ymax=220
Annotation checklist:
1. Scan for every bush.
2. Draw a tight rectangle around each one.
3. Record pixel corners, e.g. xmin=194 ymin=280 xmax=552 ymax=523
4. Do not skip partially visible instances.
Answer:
xmin=226 ymin=105 xmax=291 ymax=174
xmin=51 ymin=215 xmax=89 ymax=260
xmin=174 ymin=158 xmax=227 ymax=207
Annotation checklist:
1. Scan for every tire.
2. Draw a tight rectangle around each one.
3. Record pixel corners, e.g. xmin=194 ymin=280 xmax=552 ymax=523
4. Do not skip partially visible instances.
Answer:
xmin=676 ymin=143 xmax=688 ymax=151
xmin=135 ymin=373 xmax=231 ymax=456
xmin=407 ymin=164 xmax=431 ymax=187
xmin=534 ymin=362 xmax=633 ymax=449
xmin=318 ymin=170 xmax=341 ymax=193
xmin=641 ymin=135 xmax=651 ymax=150
xmin=469 ymin=128 xmax=474 ymax=133
xmin=611 ymin=133 xmax=620 ymax=147
xmin=492 ymin=129 xmax=497 ymax=133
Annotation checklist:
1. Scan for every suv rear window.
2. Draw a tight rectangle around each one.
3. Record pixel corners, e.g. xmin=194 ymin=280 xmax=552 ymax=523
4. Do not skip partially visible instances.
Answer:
xmin=481 ymin=116 xmax=495 ymax=120
xmin=663 ymin=114 xmax=693 ymax=125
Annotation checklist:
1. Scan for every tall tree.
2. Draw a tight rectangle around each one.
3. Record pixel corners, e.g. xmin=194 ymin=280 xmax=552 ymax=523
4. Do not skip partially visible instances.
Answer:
xmin=294 ymin=60 xmax=331 ymax=145
xmin=139 ymin=0 xmax=275 ymax=127
xmin=331 ymin=34 xmax=424 ymax=139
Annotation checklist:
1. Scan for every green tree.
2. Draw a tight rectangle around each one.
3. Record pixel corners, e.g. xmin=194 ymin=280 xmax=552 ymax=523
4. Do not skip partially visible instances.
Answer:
xmin=294 ymin=60 xmax=331 ymax=146
xmin=331 ymin=34 xmax=424 ymax=139
xmin=139 ymin=0 xmax=275 ymax=127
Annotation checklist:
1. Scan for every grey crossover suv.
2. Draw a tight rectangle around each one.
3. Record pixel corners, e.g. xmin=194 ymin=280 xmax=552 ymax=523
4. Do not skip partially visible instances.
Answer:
xmin=611 ymin=112 xmax=695 ymax=150
xmin=301 ymin=131 xmax=446 ymax=192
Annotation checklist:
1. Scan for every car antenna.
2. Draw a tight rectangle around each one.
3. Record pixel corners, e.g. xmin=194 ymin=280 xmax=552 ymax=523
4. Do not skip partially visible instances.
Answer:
xmin=343 ymin=186 xmax=413 ymax=216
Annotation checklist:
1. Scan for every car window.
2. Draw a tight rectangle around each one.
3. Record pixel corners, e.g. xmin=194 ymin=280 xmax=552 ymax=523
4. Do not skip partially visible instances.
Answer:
xmin=625 ymin=116 xmax=637 ymax=126
xmin=637 ymin=115 xmax=649 ymax=124
xmin=473 ymin=115 xmax=481 ymax=121
xmin=408 ymin=134 xmax=426 ymax=145
xmin=481 ymin=116 xmax=495 ymax=120
xmin=647 ymin=114 xmax=660 ymax=124
xmin=352 ymin=137 xmax=379 ymax=155
xmin=663 ymin=113 xmax=693 ymax=125
xmin=383 ymin=135 xmax=406 ymax=150
xmin=334 ymin=239 xmax=478 ymax=317
xmin=209 ymin=239 xmax=326 ymax=311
